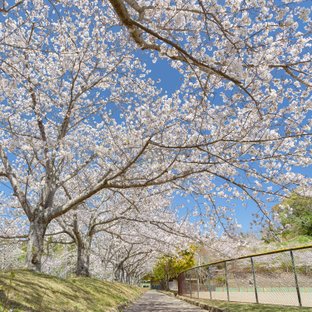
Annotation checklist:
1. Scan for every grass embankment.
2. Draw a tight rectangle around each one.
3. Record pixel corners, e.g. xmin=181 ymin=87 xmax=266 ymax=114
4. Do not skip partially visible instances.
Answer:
xmin=0 ymin=270 xmax=143 ymax=312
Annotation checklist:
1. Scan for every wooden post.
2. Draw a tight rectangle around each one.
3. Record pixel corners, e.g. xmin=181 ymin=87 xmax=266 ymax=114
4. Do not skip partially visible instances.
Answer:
xmin=178 ymin=272 xmax=186 ymax=296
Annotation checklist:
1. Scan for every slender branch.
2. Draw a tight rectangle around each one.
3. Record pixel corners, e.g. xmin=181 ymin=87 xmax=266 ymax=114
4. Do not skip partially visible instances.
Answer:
xmin=0 ymin=234 xmax=28 ymax=239
xmin=0 ymin=145 xmax=32 ymax=216
xmin=0 ymin=1 xmax=23 ymax=14
xmin=0 ymin=171 xmax=7 ymax=178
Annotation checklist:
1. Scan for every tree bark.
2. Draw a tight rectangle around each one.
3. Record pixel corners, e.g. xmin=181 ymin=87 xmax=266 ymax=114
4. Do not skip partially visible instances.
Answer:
xmin=26 ymin=217 xmax=48 ymax=272
xmin=76 ymin=241 xmax=91 ymax=277
xmin=114 ymin=265 xmax=125 ymax=282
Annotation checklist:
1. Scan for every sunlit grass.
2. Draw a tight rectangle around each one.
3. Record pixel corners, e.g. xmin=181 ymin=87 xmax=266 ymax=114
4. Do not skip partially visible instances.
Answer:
xmin=0 ymin=269 xmax=143 ymax=312
xmin=184 ymin=297 xmax=312 ymax=312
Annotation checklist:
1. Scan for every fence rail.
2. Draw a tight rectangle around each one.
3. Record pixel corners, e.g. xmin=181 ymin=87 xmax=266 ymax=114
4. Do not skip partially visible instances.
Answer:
xmin=177 ymin=244 xmax=312 ymax=307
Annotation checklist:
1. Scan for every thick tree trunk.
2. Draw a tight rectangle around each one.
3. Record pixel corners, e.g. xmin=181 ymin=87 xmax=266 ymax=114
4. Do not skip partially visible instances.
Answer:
xmin=26 ymin=217 xmax=48 ymax=272
xmin=76 ymin=241 xmax=91 ymax=277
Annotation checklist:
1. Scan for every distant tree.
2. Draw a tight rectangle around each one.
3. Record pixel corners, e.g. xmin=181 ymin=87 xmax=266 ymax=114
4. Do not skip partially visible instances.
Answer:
xmin=152 ymin=247 xmax=196 ymax=290
xmin=273 ymin=193 xmax=312 ymax=238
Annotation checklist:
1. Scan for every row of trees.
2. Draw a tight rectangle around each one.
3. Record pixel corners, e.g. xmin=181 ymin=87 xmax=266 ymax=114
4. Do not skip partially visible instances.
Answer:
xmin=0 ymin=0 xmax=311 ymax=277
xmin=0 ymin=188 xmax=198 ymax=278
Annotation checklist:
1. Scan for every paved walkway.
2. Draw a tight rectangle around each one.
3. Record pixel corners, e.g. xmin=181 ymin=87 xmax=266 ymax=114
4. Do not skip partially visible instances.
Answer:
xmin=124 ymin=290 xmax=206 ymax=312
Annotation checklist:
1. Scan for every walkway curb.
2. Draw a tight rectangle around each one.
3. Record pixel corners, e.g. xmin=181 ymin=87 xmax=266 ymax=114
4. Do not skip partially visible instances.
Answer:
xmin=176 ymin=296 xmax=225 ymax=312
xmin=160 ymin=291 xmax=225 ymax=312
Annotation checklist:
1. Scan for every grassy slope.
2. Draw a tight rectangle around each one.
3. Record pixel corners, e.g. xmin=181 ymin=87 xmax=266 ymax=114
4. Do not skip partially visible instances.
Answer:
xmin=0 ymin=270 xmax=143 ymax=312
xmin=262 ymin=235 xmax=312 ymax=251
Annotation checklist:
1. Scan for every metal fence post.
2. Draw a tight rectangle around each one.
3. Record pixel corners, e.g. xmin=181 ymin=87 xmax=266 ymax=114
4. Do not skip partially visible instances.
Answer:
xmin=290 ymin=250 xmax=302 ymax=307
xmin=188 ymin=271 xmax=192 ymax=298
xmin=224 ymin=261 xmax=230 ymax=301
xmin=250 ymin=256 xmax=259 ymax=304
xmin=197 ymin=269 xmax=200 ymax=298
xmin=207 ymin=266 xmax=212 ymax=300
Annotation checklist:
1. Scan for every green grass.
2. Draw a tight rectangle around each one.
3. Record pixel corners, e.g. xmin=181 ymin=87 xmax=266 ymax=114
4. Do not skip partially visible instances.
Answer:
xmin=265 ymin=235 xmax=312 ymax=249
xmin=0 ymin=269 xmax=143 ymax=312
xmin=185 ymin=297 xmax=312 ymax=311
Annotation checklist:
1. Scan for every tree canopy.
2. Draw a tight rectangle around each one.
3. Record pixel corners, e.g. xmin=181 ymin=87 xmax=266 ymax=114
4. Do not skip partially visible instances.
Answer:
xmin=0 ymin=0 xmax=311 ymax=274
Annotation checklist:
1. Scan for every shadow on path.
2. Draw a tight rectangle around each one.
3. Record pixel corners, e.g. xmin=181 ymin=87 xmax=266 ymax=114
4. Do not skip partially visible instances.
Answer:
xmin=124 ymin=290 xmax=206 ymax=312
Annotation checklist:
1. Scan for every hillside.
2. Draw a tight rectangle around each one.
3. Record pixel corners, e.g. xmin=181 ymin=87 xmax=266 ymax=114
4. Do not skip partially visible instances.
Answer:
xmin=0 ymin=270 xmax=143 ymax=312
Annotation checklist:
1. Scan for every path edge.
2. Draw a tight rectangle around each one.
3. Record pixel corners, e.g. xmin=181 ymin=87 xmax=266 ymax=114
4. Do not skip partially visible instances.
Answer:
xmin=159 ymin=291 xmax=225 ymax=312
xmin=109 ymin=291 xmax=146 ymax=312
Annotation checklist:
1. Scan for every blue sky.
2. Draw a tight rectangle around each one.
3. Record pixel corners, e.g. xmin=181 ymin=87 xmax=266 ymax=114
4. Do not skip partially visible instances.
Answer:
xmin=136 ymin=50 xmax=312 ymax=234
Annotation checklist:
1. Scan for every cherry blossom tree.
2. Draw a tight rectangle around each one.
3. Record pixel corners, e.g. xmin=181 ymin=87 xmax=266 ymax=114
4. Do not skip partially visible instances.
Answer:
xmin=90 ymin=215 xmax=195 ymax=282
xmin=0 ymin=0 xmax=311 ymax=273
xmin=0 ymin=0 xmax=181 ymax=271
xmin=53 ymin=188 xmax=194 ymax=277
xmin=91 ymin=233 xmax=156 ymax=282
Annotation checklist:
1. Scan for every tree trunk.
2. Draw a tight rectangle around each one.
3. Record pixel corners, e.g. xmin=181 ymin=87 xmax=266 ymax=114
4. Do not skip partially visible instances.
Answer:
xmin=76 ymin=241 xmax=91 ymax=277
xmin=114 ymin=265 xmax=124 ymax=282
xmin=26 ymin=217 xmax=48 ymax=272
xmin=166 ymin=274 xmax=170 ymax=291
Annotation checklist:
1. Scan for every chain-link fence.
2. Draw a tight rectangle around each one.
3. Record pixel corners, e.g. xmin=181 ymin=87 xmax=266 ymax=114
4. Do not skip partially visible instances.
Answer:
xmin=178 ymin=245 xmax=312 ymax=307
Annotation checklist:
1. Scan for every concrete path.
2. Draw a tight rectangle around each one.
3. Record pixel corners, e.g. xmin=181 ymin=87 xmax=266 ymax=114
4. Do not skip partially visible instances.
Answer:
xmin=124 ymin=290 xmax=206 ymax=312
